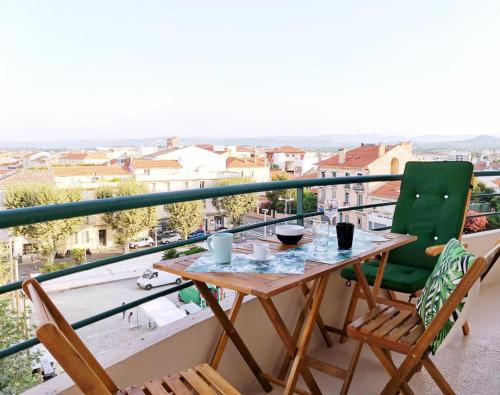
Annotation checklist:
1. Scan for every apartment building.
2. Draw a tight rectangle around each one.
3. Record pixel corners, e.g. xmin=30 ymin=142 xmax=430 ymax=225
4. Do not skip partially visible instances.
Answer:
xmin=317 ymin=142 xmax=415 ymax=229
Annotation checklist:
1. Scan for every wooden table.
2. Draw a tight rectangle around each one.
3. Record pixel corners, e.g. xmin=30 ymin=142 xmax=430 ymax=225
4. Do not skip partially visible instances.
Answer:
xmin=154 ymin=231 xmax=416 ymax=395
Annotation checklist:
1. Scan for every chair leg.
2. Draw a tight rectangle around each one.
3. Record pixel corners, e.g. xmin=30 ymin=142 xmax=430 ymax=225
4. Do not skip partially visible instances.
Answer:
xmin=340 ymin=282 xmax=361 ymax=343
xmin=368 ymin=345 xmax=415 ymax=395
xmin=422 ymin=356 xmax=455 ymax=395
xmin=461 ymin=321 xmax=470 ymax=336
xmin=340 ymin=341 xmax=363 ymax=395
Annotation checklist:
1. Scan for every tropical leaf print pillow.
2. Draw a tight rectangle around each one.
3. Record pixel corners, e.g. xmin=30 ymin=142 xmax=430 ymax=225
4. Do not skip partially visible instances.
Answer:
xmin=416 ymin=238 xmax=476 ymax=354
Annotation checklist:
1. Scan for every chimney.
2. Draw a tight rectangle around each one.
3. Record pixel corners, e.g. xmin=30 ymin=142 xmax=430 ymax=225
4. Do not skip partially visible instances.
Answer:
xmin=338 ymin=148 xmax=346 ymax=164
xmin=378 ymin=144 xmax=386 ymax=157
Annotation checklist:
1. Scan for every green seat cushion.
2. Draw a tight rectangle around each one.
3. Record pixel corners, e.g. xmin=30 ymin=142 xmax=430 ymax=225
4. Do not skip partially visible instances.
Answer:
xmin=341 ymin=260 xmax=433 ymax=294
xmin=416 ymin=238 xmax=476 ymax=354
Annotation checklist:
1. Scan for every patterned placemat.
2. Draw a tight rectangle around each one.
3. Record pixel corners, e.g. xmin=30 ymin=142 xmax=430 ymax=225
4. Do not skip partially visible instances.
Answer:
xmin=186 ymin=249 xmax=306 ymax=274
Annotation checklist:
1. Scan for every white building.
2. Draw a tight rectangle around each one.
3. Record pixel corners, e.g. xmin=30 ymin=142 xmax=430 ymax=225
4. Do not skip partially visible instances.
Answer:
xmin=225 ymin=157 xmax=270 ymax=183
xmin=266 ymin=146 xmax=306 ymax=174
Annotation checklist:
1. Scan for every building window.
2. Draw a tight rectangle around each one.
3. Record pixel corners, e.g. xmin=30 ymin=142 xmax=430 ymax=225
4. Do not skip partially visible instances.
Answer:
xmin=332 ymin=171 xmax=336 ymax=177
xmin=357 ymin=217 xmax=362 ymax=228
xmin=321 ymin=171 xmax=326 ymax=178
xmin=357 ymin=194 xmax=363 ymax=207
xmin=200 ymin=181 xmax=206 ymax=188
xmin=345 ymin=172 xmax=350 ymax=189
xmin=331 ymin=186 xmax=336 ymax=199
xmin=83 ymin=231 xmax=90 ymax=243
xmin=144 ymin=169 xmax=150 ymax=175
xmin=345 ymin=192 xmax=350 ymax=206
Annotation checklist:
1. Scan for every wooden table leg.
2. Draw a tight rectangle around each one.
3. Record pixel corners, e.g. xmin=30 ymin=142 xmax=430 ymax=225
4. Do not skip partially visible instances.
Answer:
xmin=278 ymin=281 xmax=333 ymax=380
xmin=285 ymin=274 xmax=330 ymax=395
xmin=210 ymin=292 xmax=244 ymax=369
xmin=259 ymin=296 xmax=322 ymax=395
xmin=300 ymin=283 xmax=333 ymax=348
xmin=372 ymin=252 xmax=389 ymax=299
xmin=194 ymin=281 xmax=273 ymax=393
xmin=353 ymin=262 xmax=377 ymax=309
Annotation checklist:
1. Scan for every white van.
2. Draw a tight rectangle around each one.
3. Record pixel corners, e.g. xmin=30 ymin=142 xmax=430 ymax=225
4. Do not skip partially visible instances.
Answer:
xmin=137 ymin=268 xmax=182 ymax=290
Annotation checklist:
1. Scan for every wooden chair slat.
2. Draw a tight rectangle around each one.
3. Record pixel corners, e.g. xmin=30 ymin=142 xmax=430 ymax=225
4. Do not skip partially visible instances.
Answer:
xmin=373 ymin=310 xmax=413 ymax=337
xmin=143 ymin=379 xmax=170 ymax=395
xmin=195 ymin=364 xmax=240 ymax=395
xmin=180 ymin=368 xmax=218 ymax=395
xmin=386 ymin=314 xmax=421 ymax=341
xmin=163 ymin=375 xmax=192 ymax=395
xmin=349 ymin=304 xmax=389 ymax=329
xmin=400 ymin=324 xmax=425 ymax=345
xmin=125 ymin=385 xmax=146 ymax=395
xmin=360 ymin=307 xmax=398 ymax=333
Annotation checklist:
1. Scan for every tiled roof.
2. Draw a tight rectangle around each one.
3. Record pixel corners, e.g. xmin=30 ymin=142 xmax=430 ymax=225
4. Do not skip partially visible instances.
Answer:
xmin=266 ymin=145 xmax=305 ymax=154
xmin=0 ymin=168 xmax=55 ymax=188
xmin=493 ymin=178 xmax=500 ymax=188
xmin=226 ymin=157 xmax=267 ymax=168
xmin=60 ymin=152 xmax=108 ymax=161
xmin=236 ymin=145 xmax=254 ymax=152
xmin=295 ymin=171 xmax=319 ymax=179
xmin=371 ymin=181 xmax=401 ymax=199
xmin=318 ymin=144 xmax=390 ymax=168
xmin=131 ymin=159 xmax=182 ymax=169
xmin=195 ymin=144 xmax=215 ymax=152
xmin=142 ymin=148 xmax=174 ymax=159
xmin=52 ymin=166 xmax=131 ymax=177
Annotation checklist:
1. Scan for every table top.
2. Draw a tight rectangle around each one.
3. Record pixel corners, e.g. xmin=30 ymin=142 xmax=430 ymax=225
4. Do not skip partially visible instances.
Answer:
xmin=154 ymin=231 xmax=416 ymax=299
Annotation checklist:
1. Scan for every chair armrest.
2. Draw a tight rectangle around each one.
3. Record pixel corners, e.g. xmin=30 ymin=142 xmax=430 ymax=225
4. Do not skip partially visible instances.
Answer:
xmin=425 ymin=245 xmax=445 ymax=256
xmin=426 ymin=242 xmax=469 ymax=257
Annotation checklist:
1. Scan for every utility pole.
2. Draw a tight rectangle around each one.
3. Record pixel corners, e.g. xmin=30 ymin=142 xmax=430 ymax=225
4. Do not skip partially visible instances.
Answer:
xmin=262 ymin=208 xmax=269 ymax=238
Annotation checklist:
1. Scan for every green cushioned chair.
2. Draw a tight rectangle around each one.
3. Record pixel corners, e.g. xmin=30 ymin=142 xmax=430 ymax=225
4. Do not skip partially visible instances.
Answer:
xmin=339 ymin=161 xmax=474 ymax=340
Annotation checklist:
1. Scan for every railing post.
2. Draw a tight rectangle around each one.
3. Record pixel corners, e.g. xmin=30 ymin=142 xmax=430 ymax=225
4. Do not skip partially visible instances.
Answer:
xmin=296 ymin=187 xmax=304 ymax=226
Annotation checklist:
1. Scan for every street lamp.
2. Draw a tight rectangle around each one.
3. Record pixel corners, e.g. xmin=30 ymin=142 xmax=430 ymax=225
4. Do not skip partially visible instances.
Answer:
xmin=261 ymin=208 xmax=269 ymax=238
xmin=278 ymin=197 xmax=294 ymax=224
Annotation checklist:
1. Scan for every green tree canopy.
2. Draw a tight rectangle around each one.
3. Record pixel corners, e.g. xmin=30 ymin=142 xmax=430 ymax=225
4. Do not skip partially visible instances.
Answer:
xmin=4 ymin=184 xmax=83 ymax=263
xmin=265 ymin=171 xmax=296 ymax=213
xmin=167 ymin=201 xmax=204 ymax=239
xmin=96 ymin=181 xmax=157 ymax=252
xmin=212 ymin=177 xmax=258 ymax=226
xmin=0 ymin=242 xmax=41 ymax=393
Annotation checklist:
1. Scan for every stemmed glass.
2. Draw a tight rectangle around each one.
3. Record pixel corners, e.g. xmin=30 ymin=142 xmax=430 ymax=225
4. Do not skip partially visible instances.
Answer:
xmin=323 ymin=199 xmax=339 ymax=237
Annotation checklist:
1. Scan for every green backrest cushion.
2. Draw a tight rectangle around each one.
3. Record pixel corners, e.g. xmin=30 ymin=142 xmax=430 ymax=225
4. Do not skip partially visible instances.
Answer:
xmin=390 ymin=161 xmax=473 ymax=271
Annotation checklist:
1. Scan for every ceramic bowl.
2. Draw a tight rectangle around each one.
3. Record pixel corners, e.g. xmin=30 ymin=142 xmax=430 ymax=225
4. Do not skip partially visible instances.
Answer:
xmin=275 ymin=224 xmax=304 ymax=245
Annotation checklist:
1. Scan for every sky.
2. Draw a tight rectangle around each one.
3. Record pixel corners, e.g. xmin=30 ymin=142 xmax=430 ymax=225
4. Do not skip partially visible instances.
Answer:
xmin=1 ymin=0 xmax=500 ymax=141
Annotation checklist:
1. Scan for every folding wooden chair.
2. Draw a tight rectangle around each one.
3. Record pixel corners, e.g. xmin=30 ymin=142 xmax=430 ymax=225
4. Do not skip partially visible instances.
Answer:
xmin=339 ymin=161 xmax=474 ymax=341
xmin=23 ymin=278 xmax=241 ymax=395
xmin=346 ymin=242 xmax=499 ymax=395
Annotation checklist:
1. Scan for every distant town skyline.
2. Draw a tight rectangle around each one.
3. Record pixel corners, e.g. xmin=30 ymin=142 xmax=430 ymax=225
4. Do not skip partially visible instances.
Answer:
xmin=1 ymin=1 xmax=500 ymax=140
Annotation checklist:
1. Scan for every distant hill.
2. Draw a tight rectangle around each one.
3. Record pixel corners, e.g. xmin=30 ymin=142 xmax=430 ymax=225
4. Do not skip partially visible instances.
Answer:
xmin=1 ymin=133 xmax=499 ymax=151
xmin=413 ymin=135 xmax=500 ymax=151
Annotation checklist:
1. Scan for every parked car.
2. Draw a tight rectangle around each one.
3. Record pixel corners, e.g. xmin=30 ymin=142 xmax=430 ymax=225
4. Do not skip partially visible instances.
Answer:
xmin=137 ymin=268 xmax=182 ymax=290
xmin=129 ymin=237 xmax=154 ymax=249
xmin=188 ymin=229 xmax=205 ymax=239
xmin=160 ymin=233 xmax=182 ymax=244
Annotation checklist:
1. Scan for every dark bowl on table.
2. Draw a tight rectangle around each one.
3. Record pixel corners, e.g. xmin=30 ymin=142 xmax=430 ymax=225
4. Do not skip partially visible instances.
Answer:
xmin=275 ymin=225 xmax=304 ymax=245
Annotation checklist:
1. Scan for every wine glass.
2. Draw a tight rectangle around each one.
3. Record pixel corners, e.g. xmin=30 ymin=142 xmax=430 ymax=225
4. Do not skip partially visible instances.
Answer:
xmin=323 ymin=199 xmax=338 ymax=226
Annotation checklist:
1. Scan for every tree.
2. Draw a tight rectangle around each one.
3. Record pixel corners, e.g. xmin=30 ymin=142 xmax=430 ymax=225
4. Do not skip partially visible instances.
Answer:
xmin=96 ymin=181 xmax=157 ymax=253
xmin=167 ymin=201 xmax=204 ymax=239
xmin=303 ymin=190 xmax=318 ymax=213
xmin=212 ymin=177 xmax=258 ymax=226
xmin=0 ymin=243 xmax=41 ymax=393
xmin=4 ymin=184 xmax=83 ymax=263
xmin=472 ymin=181 xmax=495 ymax=203
xmin=266 ymin=171 xmax=296 ymax=214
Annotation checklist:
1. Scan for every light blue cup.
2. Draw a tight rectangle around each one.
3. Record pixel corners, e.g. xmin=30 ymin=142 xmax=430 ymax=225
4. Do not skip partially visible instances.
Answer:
xmin=207 ymin=233 xmax=234 ymax=264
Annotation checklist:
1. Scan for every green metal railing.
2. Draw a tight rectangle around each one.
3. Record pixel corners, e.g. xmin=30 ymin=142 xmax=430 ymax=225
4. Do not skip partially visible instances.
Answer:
xmin=1 ymin=170 xmax=499 ymax=359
